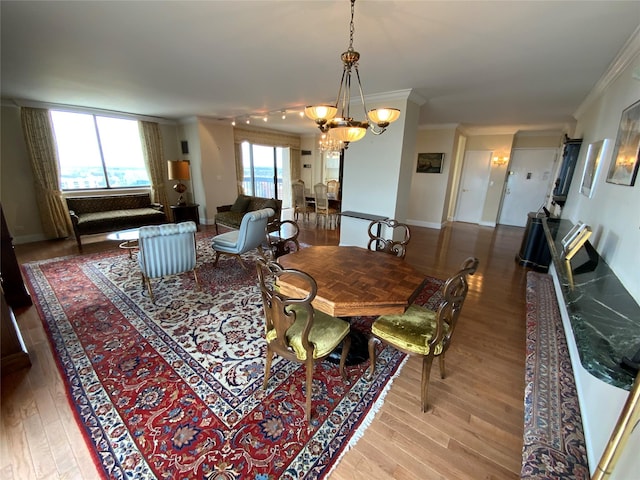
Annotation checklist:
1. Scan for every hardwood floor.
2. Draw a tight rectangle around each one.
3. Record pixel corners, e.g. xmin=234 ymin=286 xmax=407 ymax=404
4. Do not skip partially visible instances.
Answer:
xmin=2 ymin=218 xmax=528 ymax=479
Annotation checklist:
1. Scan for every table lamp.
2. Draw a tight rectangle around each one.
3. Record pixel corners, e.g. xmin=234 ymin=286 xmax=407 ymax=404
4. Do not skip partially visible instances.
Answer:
xmin=168 ymin=160 xmax=190 ymax=206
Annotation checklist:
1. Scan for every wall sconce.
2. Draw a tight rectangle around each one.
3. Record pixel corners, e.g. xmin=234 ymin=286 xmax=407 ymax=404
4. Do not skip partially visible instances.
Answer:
xmin=168 ymin=160 xmax=191 ymax=205
xmin=492 ymin=154 xmax=509 ymax=166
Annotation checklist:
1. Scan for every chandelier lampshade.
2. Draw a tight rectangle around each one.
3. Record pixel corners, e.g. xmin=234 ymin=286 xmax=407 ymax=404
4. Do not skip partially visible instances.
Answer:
xmin=305 ymin=0 xmax=400 ymax=148
xmin=304 ymin=105 xmax=338 ymax=125
xmin=367 ymin=108 xmax=401 ymax=128
xmin=327 ymin=119 xmax=368 ymax=144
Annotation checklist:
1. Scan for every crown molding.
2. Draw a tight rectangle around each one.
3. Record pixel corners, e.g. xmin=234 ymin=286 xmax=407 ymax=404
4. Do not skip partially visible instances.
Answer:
xmin=365 ymin=89 xmax=427 ymax=106
xmin=6 ymin=98 xmax=177 ymax=124
xmin=574 ymin=25 xmax=640 ymax=119
xmin=419 ymin=123 xmax=460 ymax=131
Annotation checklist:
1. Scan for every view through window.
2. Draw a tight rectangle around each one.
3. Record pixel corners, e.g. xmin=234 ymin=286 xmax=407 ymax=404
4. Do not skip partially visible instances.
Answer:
xmin=51 ymin=111 xmax=150 ymax=190
xmin=241 ymin=142 xmax=291 ymax=207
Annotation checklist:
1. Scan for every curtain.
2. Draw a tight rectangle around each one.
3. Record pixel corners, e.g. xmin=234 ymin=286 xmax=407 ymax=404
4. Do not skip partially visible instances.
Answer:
xmin=20 ymin=107 xmax=73 ymax=238
xmin=139 ymin=121 xmax=170 ymax=217
xmin=234 ymin=142 xmax=244 ymax=194
xmin=233 ymin=126 xmax=302 ymax=194
xmin=290 ymin=148 xmax=301 ymax=182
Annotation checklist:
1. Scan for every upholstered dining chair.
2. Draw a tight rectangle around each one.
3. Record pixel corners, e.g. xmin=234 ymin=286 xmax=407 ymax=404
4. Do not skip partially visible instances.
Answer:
xmin=292 ymin=181 xmax=313 ymax=222
xmin=326 ymin=179 xmax=340 ymax=199
xmin=211 ymin=208 xmax=273 ymax=268
xmin=314 ymin=182 xmax=338 ymax=229
xmin=256 ymin=257 xmax=351 ymax=421
xmin=367 ymin=219 xmax=411 ymax=259
xmin=367 ymin=256 xmax=479 ymax=412
xmin=138 ymin=221 xmax=199 ymax=302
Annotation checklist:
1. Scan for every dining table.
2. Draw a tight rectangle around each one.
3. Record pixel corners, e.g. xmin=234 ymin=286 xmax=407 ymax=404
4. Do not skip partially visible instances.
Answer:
xmin=277 ymin=245 xmax=427 ymax=364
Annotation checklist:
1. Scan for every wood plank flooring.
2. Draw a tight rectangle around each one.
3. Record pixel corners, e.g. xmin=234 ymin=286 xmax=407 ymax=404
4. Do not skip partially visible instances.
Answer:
xmin=2 ymin=217 xmax=528 ymax=479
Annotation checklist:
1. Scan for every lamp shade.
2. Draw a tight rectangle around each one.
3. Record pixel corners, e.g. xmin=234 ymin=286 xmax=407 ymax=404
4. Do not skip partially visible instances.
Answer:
xmin=168 ymin=160 xmax=190 ymax=180
xmin=304 ymin=105 xmax=338 ymax=123
xmin=367 ymin=108 xmax=401 ymax=127
xmin=327 ymin=118 xmax=368 ymax=143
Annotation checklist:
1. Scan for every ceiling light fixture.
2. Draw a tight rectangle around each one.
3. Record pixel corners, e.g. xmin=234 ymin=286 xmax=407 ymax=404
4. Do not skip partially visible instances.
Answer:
xmin=305 ymin=0 xmax=400 ymax=148
xmin=318 ymin=133 xmax=344 ymax=155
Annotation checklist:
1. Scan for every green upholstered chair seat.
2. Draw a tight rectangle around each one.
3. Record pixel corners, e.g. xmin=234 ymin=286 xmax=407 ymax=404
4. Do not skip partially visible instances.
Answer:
xmin=265 ymin=305 xmax=349 ymax=360
xmin=371 ymin=304 xmax=448 ymax=356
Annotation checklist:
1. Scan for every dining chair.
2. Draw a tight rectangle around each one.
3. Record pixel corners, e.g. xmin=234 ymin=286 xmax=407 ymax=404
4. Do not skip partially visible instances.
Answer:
xmin=367 ymin=219 xmax=411 ymax=259
xmin=367 ymin=256 xmax=479 ymax=412
xmin=210 ymin=208 xmax=273 ymax=269
xmin=292 ymin=181 xmax=313 ymax=222
xmin=256 ymin=257 xmax=351 ymax=421
xmin=314 ymin=182 xmax=338 ymax=229
xmin=265 ymin=219 xmax=300 ymax=258
xmin=138 ymin=221 xmax=199 ymax=302
xmin=326 ymin=179 xmax=340 ymax=199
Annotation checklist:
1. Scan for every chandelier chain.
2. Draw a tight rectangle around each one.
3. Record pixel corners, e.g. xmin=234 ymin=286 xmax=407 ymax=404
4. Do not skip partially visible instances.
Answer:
xmin=304 ymin=0 xmax=400 ymax=146
xmin=349 ymin=0 xmax=355 ymax=52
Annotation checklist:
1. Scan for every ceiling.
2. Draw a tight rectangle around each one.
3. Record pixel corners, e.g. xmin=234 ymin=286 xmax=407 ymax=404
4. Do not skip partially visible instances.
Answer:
xmin=2 ymin=1 xmax=639 ymax=136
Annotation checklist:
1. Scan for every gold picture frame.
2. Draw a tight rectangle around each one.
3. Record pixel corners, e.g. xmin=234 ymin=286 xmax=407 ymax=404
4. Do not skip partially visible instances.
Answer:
xmin=606 ymin=99 xmax=640 ymax=186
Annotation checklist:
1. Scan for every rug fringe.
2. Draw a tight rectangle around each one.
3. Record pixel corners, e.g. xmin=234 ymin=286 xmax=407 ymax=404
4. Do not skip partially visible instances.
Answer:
xmin=324 ymin=354 xmax=410 ymax=478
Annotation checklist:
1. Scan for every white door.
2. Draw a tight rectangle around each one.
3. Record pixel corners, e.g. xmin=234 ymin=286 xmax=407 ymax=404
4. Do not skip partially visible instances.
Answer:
xmin=498 ymin=148 xmax=558 ymax=227
xmin=455 ymin=151 xmax=492 ymax=224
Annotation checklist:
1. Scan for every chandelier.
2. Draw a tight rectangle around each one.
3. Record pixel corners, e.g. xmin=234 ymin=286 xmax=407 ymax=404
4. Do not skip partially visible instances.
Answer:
xmin=318 ymin=133 xmax=344 ymax=156
xmin=305 ymin=0 xmax=400 ymax=148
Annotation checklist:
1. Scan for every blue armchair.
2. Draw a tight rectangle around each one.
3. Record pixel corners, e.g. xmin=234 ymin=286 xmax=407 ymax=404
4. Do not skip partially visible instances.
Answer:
xmin=138 ymin=221 xmax=199 ymax=301
xmin=211 ymin=208 xmax=274 ymax=268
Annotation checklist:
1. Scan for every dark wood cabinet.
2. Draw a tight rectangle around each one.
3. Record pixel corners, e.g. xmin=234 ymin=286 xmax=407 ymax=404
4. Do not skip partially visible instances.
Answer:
xmin=0 ymin=204 xmax=31 ymax=374
xmin=552 ymin=135 xmax=582 ymax=207
xmin=170 ymin=204 xmax=200 ymax=226
xmin=1 ymin=205 xmax=32 ymax=308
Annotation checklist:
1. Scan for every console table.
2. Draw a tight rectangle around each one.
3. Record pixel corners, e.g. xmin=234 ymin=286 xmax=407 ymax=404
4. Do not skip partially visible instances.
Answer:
xmin=542 ymin=218 xmax=639 ymax=478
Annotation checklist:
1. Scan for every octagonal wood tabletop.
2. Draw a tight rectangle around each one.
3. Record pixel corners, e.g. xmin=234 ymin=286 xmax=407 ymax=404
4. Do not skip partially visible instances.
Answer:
xmin=277 ymin=246 xmax=427 ymax=317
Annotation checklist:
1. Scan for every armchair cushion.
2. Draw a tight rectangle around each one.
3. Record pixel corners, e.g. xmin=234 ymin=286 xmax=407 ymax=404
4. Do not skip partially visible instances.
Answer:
xmin=210 ymin=230 xmax=240 ymax=248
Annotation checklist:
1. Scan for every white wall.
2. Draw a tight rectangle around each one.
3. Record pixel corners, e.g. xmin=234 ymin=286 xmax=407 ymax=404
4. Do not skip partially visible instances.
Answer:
xmin=408 ymin=126 xmax=457 ymax=229
xmin=564 ymin=53 xmax=640 ymax=302
xmin=340 ymin=90 xmax=421 ymax=247
xmin=194 ymin=118 xmax=237 ymax=224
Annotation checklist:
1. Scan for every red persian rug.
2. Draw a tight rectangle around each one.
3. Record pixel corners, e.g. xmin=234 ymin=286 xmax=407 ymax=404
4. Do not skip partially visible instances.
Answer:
xmin=23 ymin=236 xmax=443 ymax=479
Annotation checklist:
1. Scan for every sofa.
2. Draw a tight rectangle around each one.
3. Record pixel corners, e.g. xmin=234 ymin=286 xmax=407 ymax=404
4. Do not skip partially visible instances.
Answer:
xmin=66 ymin=193 xmax=167 ymax=250
xmin=214 ymin=194 xmax=282 ymax=233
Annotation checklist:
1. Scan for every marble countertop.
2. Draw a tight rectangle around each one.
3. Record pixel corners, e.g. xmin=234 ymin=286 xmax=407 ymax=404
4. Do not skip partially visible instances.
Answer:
xmin=543 ymin=218 xmax=639 ymax=391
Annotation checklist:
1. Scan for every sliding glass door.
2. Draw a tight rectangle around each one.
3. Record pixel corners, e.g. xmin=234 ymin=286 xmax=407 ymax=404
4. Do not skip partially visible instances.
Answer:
xmin=240 ymin=142 xmax=292 ymax=208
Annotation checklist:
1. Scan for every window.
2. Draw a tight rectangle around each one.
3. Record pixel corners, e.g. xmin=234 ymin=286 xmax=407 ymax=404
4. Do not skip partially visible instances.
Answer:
xmin=240 ymin=141 xmax=292 ymax=207
xmin=50 ymin=111 xmax=150 ymax=190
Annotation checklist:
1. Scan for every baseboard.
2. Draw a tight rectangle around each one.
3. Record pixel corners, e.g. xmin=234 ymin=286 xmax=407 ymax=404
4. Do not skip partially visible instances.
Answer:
xmin=13 ymin=233 xmax=48 ymax=245
xmin=405 ymin=219 xmax=444 ymax=230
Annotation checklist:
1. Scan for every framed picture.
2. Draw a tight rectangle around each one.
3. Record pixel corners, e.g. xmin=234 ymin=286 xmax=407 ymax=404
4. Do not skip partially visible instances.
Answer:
xmin=580 ymin=138 xmax=611 ymax=198
xmin=561 ymin=221 xmax=584 ymax=251
xmin=416 ymin=152 xmax=444 ymax=173
xmin=606 ymin=99 xmax=640 ymax=186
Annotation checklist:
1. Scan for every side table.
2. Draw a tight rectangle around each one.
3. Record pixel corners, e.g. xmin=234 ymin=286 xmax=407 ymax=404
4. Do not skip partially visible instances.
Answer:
xmin=170 ymin=204 xmax=200 ymax=227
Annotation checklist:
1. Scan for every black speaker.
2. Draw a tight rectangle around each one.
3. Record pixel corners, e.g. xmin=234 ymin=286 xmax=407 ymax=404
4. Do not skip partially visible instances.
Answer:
xmin=181 ymin=141 xmax=189 ymax=154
